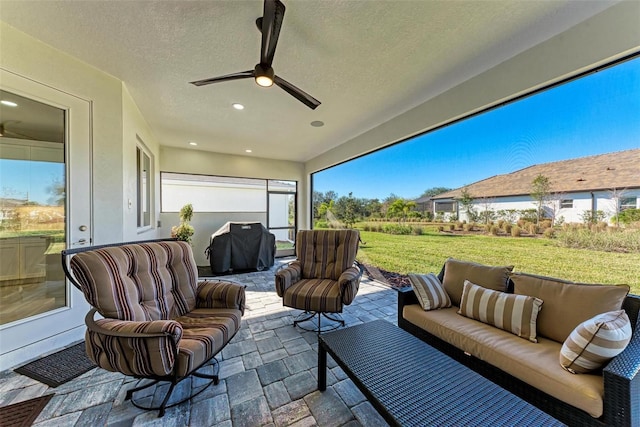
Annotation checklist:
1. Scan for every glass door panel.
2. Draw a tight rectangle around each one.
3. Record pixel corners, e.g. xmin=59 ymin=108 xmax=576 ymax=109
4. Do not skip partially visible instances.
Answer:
xmin=267 ymin=180 xmax=296 ymax=257
xmin=0 ymin=90 xmax=66 ymax=325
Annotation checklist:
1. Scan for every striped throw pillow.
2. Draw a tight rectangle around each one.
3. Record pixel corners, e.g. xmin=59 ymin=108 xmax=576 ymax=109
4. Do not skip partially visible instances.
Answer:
xmin=409 ymin=273 xmax=451 ymax=311
xmin=458 ymin=280 xmax=543 ymax=342
xmin=559 ymin=310 xmax=632 ymax=374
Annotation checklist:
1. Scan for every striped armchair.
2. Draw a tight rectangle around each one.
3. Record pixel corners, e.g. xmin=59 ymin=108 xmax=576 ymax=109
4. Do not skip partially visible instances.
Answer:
xmin=62 ymin=240 xmax=245 ymax=417
xmin=275 ymin=229 xmax=362 ymax=332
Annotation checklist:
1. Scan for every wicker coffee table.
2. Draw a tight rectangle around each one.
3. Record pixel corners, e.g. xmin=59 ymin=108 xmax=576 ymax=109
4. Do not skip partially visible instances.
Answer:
xmin=318 ymin=320 xmax=564 ymax=427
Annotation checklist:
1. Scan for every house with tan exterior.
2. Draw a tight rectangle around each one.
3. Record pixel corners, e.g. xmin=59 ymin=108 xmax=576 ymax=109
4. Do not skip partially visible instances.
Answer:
xmin=431 ymin=149 xmax=640 ymax=223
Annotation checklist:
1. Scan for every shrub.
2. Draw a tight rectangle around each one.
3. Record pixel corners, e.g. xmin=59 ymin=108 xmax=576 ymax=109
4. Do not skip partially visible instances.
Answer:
xmin=437 ymin=225 xmax=444 ymax=232
xmin=504 ymin=224 xmax=512 ymax=234
xmin=463 ymin=223 xmax=473 ymax=232
xmin=543 ymin=228 xmax=555 ymax=239
xmin=383 ymin=223 xmax=413 ymax=235
xmin=528 ymin=223 xmax=538 ymax=235
xmin=612 ymin=208 xmax=640 ymax=226
xmin=412 ymin=226 xmax=423 ymax=235
xmin=540 ymin=220 xmax=552 ymax=229
xmin=511 ymin=226 xmax=522 ymax=237
xmin=497 ymin=220 xmax=505 ymax=229
xmin=448 ymin=224 xmax=455 ymax=231
xmin=556 ymin=228 xmax=640 ymax=253
xmin=490 ymin=225 xmax=499 ymax=235
xmin=517 ymin=219 xmax=526 ymax=228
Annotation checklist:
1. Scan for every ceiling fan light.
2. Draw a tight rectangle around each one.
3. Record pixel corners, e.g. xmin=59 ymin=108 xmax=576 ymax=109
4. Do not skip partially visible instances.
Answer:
xmin=256 ymin=75 xmax=273 ymax=87
xmin=254 ymin=64 xmax=274 ymax=87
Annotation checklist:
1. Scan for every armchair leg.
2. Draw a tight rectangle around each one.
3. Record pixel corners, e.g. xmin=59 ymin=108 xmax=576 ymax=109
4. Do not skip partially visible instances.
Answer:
xmin=292 ymin=311 xmax=345 ymax=333
xmin=127 ymin=358 xmax=221 ymax=417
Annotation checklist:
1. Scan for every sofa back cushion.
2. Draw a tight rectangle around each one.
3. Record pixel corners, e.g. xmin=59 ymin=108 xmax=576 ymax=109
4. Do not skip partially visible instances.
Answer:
xmin=296 ymin=230 xmax=359 ymax=280
xmin=442 ymin=259 xmax=513 ymax=306
xmin=70 ymin=241 xmax=198 ymax=321
xmin=512 ymin=272 xmax=629 ymax=343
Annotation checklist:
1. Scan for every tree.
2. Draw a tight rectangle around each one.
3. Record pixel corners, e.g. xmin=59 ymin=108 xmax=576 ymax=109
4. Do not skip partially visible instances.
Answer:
xmin=387 ymin=198 xmax=417 ymax=222
xmin=530 ymin=174 xmax=552 ymax=224
xmin=420 ymin=187 xmax=452 ymax=198
xmin=342 ymin=192 xmax=358 ymax=228
xmin=457 ymin=187 xmax=477 ymax=222
xmin=545 ymin=191 xmax=566 ymax=226
xmin=608 ymin=188 xmax=628 ymax=227
xmin=478 ymin=197 xmax=495 ymax=224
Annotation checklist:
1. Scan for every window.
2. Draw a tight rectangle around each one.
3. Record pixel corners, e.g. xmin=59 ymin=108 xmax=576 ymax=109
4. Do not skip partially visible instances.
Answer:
xmin=560 ymin=199 xmax=573 ymax=209
xmin=435 ymin=201 xmax=455 ymax=212
xmin=268 ymin=180 xmax=297 ymax=255
xmin=620 ymin=197 xmax=637 ymax=211
xmin=136 ymin=141 xmax=152 ymax=228
xmin=160 ymin=173 xmax=298 ymax=256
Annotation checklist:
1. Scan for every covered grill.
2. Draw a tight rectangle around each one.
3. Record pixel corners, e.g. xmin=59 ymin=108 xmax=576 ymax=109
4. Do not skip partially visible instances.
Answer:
xmin=206 ymin=222 xmax=276 ymax=274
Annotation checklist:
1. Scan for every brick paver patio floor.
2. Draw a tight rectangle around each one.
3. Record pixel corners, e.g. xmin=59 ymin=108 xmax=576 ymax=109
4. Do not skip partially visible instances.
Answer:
xmin=1 ymin=262 xmax=397 ymax=426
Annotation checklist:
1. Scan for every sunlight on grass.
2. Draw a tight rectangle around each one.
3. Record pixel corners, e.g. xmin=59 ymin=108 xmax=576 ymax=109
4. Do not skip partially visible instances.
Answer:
xmin=356 ymin=231 xmax=640 ymax=294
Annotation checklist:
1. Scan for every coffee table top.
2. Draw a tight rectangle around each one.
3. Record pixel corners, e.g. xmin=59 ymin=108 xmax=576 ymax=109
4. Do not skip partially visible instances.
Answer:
xmin=319 ymin=320 xmax=564 ymax=427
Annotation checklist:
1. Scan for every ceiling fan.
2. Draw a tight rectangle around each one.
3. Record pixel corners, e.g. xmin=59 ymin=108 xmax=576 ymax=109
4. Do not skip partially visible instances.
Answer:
xmin=190 ymin=0 xmax=321 ymax=110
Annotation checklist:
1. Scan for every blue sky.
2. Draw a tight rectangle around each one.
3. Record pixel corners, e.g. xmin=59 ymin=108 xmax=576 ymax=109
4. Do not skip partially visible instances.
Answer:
xmin=313 ymin=57 xmax=640 ymax=201
xmin=0 ymin=159 xmax=63 ymax=205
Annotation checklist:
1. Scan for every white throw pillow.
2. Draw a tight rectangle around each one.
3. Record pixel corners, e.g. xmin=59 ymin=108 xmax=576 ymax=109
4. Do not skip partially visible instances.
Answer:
xmin=559 ymin=310 xmax=632 ymax=374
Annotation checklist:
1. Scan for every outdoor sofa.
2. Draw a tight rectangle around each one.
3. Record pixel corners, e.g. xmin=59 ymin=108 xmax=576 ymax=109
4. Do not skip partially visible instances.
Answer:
xmin=397 ymin=258 xmax=640 ymax=427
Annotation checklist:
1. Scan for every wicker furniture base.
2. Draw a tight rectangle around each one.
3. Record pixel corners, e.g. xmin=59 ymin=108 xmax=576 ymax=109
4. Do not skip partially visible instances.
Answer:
xmin=318 ymin=320 xmax=564 ymax=427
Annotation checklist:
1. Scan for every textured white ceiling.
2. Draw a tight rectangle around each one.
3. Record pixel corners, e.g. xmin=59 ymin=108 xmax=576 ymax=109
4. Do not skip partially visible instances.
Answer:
xmin=0 ymin=0 xmax=615 ymax=162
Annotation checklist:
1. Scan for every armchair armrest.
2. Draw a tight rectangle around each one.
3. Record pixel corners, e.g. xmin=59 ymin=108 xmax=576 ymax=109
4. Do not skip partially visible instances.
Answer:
xmin=85 ymin=308 xmax=183 ymax=377
xmin=275 ymin=261 xmax=302 ymax=297
xmin=603 ymin=315 xmax=640 ymax=427
xmin=196 ymin=280 xmax=246 ymax=315
xmin=339 ymin=263 xmax=363 ymax=306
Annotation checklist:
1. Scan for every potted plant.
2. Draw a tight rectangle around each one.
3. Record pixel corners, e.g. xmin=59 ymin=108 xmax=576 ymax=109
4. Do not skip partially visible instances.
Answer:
xmin=171 ymin=203 xmax=194 ymax=244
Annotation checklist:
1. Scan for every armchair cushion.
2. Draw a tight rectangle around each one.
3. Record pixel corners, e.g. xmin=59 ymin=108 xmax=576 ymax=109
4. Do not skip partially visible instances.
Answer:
xmin=196 ymin=280 xmax=246 ymax=315
xmin=283 ymin=279 xmax=342 ymax=313
xmin=70 ymin=241 xmax=198 ymax=321
xmin=297 ymin=230 xmax=359 ymax=280
xmin=175 ymin=308 xmax=243 ymax=377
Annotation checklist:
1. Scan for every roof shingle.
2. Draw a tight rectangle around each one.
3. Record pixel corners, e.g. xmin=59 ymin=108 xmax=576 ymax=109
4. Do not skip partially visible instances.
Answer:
xmin=432 ymin=149 xmax=640 ymax=199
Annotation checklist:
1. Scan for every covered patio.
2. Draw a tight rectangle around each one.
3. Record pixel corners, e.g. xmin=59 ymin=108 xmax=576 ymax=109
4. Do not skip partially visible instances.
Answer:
xmin=0 ymin=267 xmax=397 ymax=426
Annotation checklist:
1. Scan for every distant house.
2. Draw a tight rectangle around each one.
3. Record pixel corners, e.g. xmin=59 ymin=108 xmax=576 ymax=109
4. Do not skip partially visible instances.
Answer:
xmin=431 ymin=149 xmax=640 ymax=223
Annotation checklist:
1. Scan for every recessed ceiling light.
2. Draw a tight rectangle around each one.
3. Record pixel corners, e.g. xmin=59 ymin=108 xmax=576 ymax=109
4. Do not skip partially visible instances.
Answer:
xmin=1 ymin=100 xmax=18 ymax=107
xmin=245 ymin=149 xmax=252 ymax=153
xmin=189 ymin=141 xmax=198 ymax=146
xmin=310 ymin=120 xmax=324 ymax=127
xmin=232 ymin=103 xmax=245 ymax=110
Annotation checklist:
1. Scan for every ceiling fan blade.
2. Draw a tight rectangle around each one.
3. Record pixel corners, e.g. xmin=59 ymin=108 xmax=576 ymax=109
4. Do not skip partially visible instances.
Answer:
xmin=190 ymin=70 xmax=254 ymax=86
xmin=274 ymin=75 xmax=321 ymax=110
xmin=260 ymin=0 xmax=285 ymax=67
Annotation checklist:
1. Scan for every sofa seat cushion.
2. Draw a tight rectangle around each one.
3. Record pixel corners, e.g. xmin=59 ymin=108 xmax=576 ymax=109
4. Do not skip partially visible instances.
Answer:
xmin=403 ymin=304 xmax=604 ymax=418
xmin=175 ymin=308 xmax=242 ymax=377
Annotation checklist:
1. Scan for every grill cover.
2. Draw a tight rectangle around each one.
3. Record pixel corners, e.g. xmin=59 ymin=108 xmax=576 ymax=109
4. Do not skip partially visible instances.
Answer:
xmin=206 ymin=222 xmax=275 ymax=273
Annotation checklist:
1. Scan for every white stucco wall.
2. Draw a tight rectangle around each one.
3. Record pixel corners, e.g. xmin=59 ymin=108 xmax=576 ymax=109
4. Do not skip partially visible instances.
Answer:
xmin=439 ymin=190 xmax=640 ymax=224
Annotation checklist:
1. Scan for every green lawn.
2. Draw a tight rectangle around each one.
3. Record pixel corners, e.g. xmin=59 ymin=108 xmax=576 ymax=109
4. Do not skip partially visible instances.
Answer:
xmin=356 ymin=230 xmax=640 ymax=294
